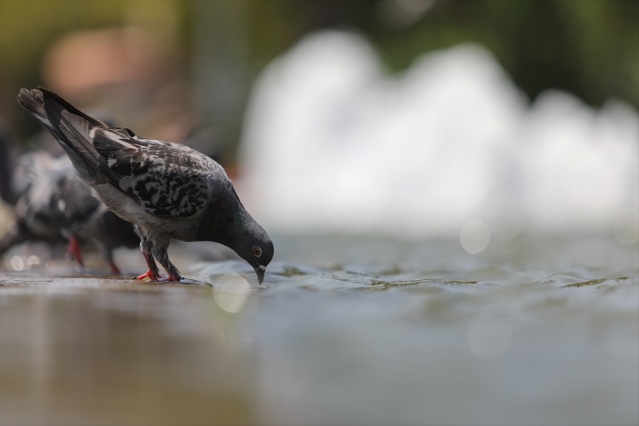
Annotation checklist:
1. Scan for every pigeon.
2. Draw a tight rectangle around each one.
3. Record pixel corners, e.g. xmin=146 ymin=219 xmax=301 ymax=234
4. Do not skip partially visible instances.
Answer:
xmin=47 ymin=165 xmax=140 ymax=274
xmin=17 ymin=87 xmax=274 ymax=283
xmin=0 ymin=122 xmax=63 ymax=207
xmin=0 ymin=152 xmax=140 ymax=274
xmin=0 ymin=151 xmax=69 ymax=256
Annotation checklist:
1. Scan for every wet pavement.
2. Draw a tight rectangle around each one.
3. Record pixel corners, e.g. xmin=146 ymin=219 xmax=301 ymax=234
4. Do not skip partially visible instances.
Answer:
xmin=0 ymin=273 xmax=255 ymax=426
xmin=0 ymin=235 xmax=638 ymax=426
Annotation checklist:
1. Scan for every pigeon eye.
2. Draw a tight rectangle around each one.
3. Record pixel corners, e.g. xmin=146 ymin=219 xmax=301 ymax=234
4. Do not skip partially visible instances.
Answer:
xmin=252 ymin=246 xmax=262 ymax=258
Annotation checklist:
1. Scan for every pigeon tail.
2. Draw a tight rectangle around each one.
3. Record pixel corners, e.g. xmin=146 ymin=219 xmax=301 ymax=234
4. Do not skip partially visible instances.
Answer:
xmin=17 ymin=88 xmax=109 ymax=187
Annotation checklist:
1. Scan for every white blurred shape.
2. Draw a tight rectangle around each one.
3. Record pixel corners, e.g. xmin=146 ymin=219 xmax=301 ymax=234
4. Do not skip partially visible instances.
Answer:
xmin=214 ymin=274 xmax=252 ymax=314
xmin=240 ymin=31 xmax=639 ymax=237
xmin=10 ymin=255 xmax=24 ymax=271
xmin=519 ymin=92 xmax=639 ymax=232
xmin=614 ymin=208 xmax=639 ymax=245
xmin=467 ymin=314 xmax=513 ymax=359
xmin=460 ymin=219 xmax=491 ymax=254
xmin=26 ymin=255 xmax=41 ymax=269
xmin=484 ymin=194 xmax=527 ymax=241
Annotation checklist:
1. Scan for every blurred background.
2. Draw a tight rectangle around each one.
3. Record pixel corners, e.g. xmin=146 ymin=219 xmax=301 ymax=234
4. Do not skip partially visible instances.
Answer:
xmin=1 ymin=0 xmax=638 ymax=245
xmin=1 ymin=2 xmax=638 ymax=426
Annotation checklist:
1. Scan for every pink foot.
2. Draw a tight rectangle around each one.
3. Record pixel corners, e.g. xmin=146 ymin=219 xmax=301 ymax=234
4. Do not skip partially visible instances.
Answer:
xmin=132 ymin=270 xmax=160 ymax=281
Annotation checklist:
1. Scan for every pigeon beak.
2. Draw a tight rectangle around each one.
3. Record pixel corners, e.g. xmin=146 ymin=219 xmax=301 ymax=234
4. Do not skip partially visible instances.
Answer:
xmin=255 ymin=264 xmax=266 ymax=285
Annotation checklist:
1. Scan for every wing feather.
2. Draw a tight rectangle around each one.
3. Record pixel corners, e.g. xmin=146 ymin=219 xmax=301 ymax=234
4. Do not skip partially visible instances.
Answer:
xmin=92 ymin=130 xmax=222 ymax=219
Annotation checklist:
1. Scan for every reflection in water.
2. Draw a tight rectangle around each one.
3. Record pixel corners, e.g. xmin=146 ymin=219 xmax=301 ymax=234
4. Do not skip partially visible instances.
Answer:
xmin=1 ymin=235 xmax=637 ymax=426
xmin=214 ymin=274 xmax=254 ymax=314
xmin=0 ymin=280 xmax=255 ymax=426
xmin=467 ymin=313 xmax=513 ymax=359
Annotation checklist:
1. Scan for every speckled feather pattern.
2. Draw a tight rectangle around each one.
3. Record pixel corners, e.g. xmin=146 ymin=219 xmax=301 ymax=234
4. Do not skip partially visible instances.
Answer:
xmin=92 ymin=129 xmax=227 ymax=219
xmin=17 ymin=87 xmax=273 ymax=283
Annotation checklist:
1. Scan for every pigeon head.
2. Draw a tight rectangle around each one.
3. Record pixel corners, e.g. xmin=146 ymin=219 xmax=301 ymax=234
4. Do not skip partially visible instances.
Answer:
xmin=235 ymin=226 xmax=274 ymax=284
xmin=203 ymin=195 xmax=274 ymax=284
xmin=222 ymin=189 xmax=274 ymax=284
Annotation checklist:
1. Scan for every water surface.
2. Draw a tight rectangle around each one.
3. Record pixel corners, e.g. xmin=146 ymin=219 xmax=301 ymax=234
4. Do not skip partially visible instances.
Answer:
xmin=0 ymin=234 xmax=637 ymax=426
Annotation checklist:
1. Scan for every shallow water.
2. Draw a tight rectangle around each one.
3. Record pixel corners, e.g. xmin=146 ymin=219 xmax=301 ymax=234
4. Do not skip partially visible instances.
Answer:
xmin=0 ymin=234 xmax=637 ymax=426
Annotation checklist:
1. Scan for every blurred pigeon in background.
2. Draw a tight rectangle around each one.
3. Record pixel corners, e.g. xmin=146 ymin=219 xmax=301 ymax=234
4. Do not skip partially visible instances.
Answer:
xmin=17 ymin=87 xmax=274 ymax=283
xmin=0 ymin=149 xmax=139 ymax=274
xmin=47 ymin=166 xmax=140 ymax=274
xmin=0 ymin=151 xmax=68 ymax=255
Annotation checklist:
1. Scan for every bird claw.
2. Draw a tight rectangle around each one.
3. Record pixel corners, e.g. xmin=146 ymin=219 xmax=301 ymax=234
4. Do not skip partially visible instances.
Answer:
xmin=168 ymin=273 xmax=182 ymax=282
xmin=132 ymin=270 xmax=160 ymax=281
xmin=131 ymin=271 xmax=182 ymax=282
xmin=157 ymin=273 xmax=182 ymax=283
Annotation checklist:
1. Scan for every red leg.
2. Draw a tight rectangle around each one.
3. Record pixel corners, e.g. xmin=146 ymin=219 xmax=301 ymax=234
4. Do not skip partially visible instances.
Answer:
xmin=133 ymin=270 xmax=159 ymax=281
xmin=109 ymin=262 xmax=122 ymax=276
xmin=132 ymin=247 xmax=161 ymax=281
xmin=67 ymin=235 xmax=84 ymax=268
xmin=99 ymin=245 xmax=122 ymax=276
xmin=155 ymin=249 xmax=182 ymax=282
xmin=167 ymin=271 xmax=182 ymax=282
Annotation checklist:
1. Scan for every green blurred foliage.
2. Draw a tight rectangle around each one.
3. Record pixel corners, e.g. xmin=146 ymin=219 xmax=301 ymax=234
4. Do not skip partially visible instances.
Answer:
xmin=240 ymin=0 xmax=639 ymax=110
xmin=370 ymin=0 xmax=639 ymax=108
xmin=1 ymin=0 xmax=637 ymax=142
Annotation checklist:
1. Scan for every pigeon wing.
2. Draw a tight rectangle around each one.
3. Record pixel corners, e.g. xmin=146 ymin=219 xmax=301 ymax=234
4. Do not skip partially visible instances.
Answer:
xmin=91 ymin=129 xmax=219 ymax=219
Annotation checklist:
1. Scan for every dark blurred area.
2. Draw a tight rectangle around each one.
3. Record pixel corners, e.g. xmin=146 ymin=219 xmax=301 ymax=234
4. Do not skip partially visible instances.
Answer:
xmin=0 ymin=0 xmax=637 ymax=161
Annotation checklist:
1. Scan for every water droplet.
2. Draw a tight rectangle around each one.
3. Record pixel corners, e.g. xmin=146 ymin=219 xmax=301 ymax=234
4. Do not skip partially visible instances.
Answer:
xmin=214 ymin=274 xmax=252 ymax=314
xmin=460 ymin=219 xmax=490 ymax=254
xmin=10 ymin=255 xmax=25 ymax=271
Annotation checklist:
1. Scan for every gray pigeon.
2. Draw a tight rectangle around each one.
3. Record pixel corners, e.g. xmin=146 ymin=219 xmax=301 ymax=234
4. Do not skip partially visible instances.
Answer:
xmin=0 ymin=152 xmax=140 ymax=274
xmin=47 ymin=166 xmax=140 ymax=274
xmin=17 ymin=87 xmax=274 ymax=283
xmin=0 ymin=152 xmax=68 ymax=255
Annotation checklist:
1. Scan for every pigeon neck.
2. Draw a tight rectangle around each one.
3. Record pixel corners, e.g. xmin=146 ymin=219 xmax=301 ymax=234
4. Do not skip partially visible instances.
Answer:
xmin=200 ymin=193 xmax=250 ymax=247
